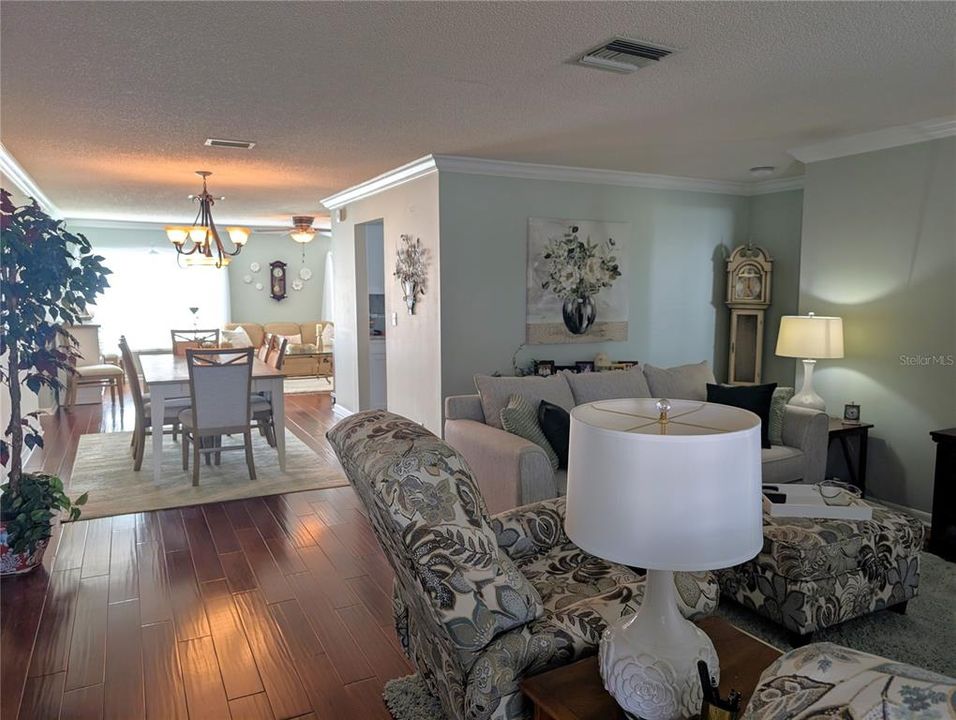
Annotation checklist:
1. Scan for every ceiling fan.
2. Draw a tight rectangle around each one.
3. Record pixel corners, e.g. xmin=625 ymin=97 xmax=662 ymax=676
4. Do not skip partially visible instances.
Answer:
xmin=257 ymin=215 xmax=331 ymax=244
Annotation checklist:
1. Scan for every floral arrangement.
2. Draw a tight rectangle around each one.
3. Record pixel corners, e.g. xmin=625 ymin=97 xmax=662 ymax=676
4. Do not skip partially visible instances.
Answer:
xmin=394 ymin=235 xmax=428 ymax=314
xmin=540 ymin=225 xmax=621 ymax=301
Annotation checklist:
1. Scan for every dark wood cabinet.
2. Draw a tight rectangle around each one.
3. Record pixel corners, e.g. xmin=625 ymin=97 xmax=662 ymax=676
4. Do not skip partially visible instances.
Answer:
xmin=929 ymin=428 xmax=956 ymax=561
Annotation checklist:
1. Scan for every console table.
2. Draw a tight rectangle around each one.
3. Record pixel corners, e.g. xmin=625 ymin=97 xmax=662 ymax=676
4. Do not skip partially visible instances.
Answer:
xmin=828 ymin=418 xmax=874 ymax=496
xmin=930 ymin=428 xmax=956 ymax=561
xmin=520 ymin=617 xmax=780 ymax=720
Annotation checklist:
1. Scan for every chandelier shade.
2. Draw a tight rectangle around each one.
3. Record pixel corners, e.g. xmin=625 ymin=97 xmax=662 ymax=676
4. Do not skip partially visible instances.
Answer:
xmin=165 ymin=171 xmax=249 ymax=268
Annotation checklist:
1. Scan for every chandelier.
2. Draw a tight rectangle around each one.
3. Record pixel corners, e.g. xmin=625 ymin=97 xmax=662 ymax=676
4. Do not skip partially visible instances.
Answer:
xmin=165 ymin=171 xmax=250 ymax=267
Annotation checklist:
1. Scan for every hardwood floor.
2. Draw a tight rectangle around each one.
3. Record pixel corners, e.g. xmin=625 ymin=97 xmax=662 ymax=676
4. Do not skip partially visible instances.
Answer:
xmin=2 ymin=393 xmax=410 ymax=720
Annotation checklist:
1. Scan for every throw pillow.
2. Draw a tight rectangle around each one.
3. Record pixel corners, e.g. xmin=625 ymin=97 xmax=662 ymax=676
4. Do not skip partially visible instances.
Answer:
xmin=563 ymin=365 xmax=651 ymax=405
xmin=500 ymin=395 xmax=560 ymax=470
xmin=706 ymin=382 xmax=777 ymax=449
xmin=220 ymin=326 xmax=253 ymax=348
xmin=769 ymin=386 xmax=795 ymax=446
xmin=277 ymin=333 xmax=303 ymax=345
xmin=537 ymin=400 xmax=571 ymax=469
xmin=474 ymin=373 xmax=574 ymax=430
xmin=644 ymin=361 xmax=716 ymax=401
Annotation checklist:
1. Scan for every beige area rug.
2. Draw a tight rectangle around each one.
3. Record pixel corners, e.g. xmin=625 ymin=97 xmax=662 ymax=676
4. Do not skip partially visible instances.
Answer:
xmin=68 ymin=430 xmax=348 ymax=520
xmin=285 ymin=376 xmax=334 ymax=394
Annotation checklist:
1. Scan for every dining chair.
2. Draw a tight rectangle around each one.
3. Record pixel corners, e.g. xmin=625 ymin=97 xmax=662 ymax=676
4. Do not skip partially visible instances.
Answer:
xmin=63 ymin=325 xmax=125 ymax=409
xmin=171 ymin=328 xmax=221 ymax=356
xmin=257 ymin=333 xmax=275 ymax=363
xmin=119 ymin=336 xmax=191 ymax=470
xmin=252 ymin=337 xmax=288 ymax=447
xmin=179 ymin=347 xmax=258 ymax=485
xmin=265 ymin=337 xmax=288 ymax=369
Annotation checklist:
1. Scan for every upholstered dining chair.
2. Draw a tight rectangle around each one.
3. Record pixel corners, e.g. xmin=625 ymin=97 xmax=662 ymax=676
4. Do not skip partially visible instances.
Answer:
xmin=265 ymin=336 xmax=288 ymax=369
xmin=179 ymin=347 xmax=258 ymax=485
xmin=63 ymin=325 xmax=125 ymax=409
xmin=327 ymin=410 xmax=720 ymax=720
xmin=257 ymin=332 xmax=275 ymax=363
xmin=250 ymin=337 xmax=288 ymax=448
xmin=119 ymin=336 xmax=191 ymax=470
xmin=170 ymin=328 xmax=220 ymax=356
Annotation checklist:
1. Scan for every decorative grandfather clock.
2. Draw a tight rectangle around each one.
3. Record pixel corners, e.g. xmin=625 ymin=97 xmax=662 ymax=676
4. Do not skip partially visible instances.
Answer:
xmin=726 ymin=244 xmax=773 ymax=385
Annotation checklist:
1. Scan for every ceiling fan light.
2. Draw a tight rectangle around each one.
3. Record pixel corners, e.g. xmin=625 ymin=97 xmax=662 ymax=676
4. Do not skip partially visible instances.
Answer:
xmin=290 ymin=228 xmax=316 ymax=244
xmin=226 ymin=226 xmax=251 ymax=246
xmin=188 ymin=226 xmax=210 ymax=245
xmin=165 ymin=226 xmax=190 ymax=245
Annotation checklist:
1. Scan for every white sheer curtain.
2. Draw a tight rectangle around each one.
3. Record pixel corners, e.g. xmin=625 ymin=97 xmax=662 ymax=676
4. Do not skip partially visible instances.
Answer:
xmin=90 ymin=245 xmax=231 ymax=352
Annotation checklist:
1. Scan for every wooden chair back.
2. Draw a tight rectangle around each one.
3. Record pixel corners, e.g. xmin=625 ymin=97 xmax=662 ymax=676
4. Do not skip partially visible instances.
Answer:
xmin=185 ymin=347 xmax=253 ymax=432
xmin=266 ymin=337 xmax=288 ymax=370
xmin=171 ymin=329 xmax=221 ymax=356
xmin=257 ymin=333 xmax=275 ymax=362
xmin=118 ymin=336 xmax=145 ymax=414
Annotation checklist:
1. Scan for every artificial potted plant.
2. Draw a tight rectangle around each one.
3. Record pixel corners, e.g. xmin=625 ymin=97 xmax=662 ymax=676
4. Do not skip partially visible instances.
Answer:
xmin=0 ymin=188 xmax=110 ymax=575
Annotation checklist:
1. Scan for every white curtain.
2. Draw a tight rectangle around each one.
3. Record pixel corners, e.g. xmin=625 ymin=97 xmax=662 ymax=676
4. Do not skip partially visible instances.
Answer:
xmin=90 ymin=245 xmax=230 ymax=352
xmin=322 ymin=250 xmax=335 ymax=322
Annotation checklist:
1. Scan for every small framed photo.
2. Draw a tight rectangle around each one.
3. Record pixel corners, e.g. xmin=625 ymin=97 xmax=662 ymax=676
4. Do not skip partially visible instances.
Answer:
xmin=843 ymin=402 xmax=861 ymax=424
xmin=610 ymin=361 xmax=638 ymax=370
xmin=534 ymin=360 xmax=555 ymax=377
xmin=575 ymin=361 xmax=595 ymax=374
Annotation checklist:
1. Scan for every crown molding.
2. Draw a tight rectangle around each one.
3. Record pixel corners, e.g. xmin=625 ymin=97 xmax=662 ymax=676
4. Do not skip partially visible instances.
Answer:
xmin=747 ymin=175 xmax=804 ymax=195
xmin=321 ymin=155 xmax=438 ymax=209
xmin=0 ymin=143 xmax=61 ymax=216
xmin=789 ymin=116 xmax=956 ymax=164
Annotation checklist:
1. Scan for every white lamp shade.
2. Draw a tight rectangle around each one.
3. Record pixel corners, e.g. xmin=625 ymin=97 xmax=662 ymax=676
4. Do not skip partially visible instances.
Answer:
xmin=565 ymin=399 xmax=763 ymax=571
xmin=775 ymin=315 xmax=844 ymax=359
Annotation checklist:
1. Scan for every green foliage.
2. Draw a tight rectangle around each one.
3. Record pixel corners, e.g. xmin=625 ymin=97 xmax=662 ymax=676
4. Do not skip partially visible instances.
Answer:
xmin=0 ymin=473 xmax=87 ymax=554
xmin=1 ymin=187 xmax=109 ymax=550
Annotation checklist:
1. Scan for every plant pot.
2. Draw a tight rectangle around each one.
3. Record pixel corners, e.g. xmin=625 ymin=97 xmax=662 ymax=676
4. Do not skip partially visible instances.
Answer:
xmin=0 ymin=518 xmax=49 ymax=576
xmin=562 ymin=296 xmax=596 ymax=335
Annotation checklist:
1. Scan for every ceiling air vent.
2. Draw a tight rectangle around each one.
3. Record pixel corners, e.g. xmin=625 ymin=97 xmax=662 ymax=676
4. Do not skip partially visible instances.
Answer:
xmin=578 ymin=37 xmax=674 ymax=73
xmin=204 ymin=138 xmax=256 ymax=150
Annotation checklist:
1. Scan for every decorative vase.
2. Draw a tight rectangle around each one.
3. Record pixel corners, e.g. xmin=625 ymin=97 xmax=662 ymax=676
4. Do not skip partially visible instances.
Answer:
xmin=402 ymin=280 xmax=418 ymax=315
xmin=562 ymin=296 xmax=596 ymax=335
xmin=0 ymin=519 xmax=49 ymax=576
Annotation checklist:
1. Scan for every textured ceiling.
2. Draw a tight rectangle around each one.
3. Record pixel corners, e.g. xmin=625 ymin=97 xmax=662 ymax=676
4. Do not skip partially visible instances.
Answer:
xmin=2 ymin=1 xmax=954 ymax=224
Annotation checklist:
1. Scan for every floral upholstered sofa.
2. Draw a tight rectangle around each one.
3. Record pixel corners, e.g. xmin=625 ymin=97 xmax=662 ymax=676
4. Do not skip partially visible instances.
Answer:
xmin=744 ymin=642 xmax=955 ymax=719
xmin=326 ymin=410 xmax=719 ymax=720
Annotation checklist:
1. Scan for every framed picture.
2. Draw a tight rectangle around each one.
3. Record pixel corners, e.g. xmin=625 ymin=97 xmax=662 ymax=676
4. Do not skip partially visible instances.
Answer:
xmin=527 ymin=218 xmax=629 ymax=344
xmin=575 ymin=361 xmax=595 ymax=374
xmin=610 ymin=361 xmax=639 ymax=370
xmin=534 ymin=360 xmax=556 ymax=377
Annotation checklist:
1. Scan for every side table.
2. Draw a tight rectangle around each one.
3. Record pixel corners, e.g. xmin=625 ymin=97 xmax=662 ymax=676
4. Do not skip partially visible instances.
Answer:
xmin=520 ymin=617 xmax=781 ymax=720
xmin=930 ymin=428 xmax=956 ymax=561
xmin=827 ymin=418 xmax=874 ymax=496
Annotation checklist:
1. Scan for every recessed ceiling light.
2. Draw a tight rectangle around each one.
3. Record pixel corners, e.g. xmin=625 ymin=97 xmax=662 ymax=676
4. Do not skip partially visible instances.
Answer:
xmin=749 ymin=166 xmax=775 ymax=178
xmin=204 ymin=138 xmax=256 ymax=150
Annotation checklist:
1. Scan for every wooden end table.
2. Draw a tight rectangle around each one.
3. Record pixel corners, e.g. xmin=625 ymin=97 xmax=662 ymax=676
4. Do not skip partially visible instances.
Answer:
xmin=827 ymin=418 xmax=874 ymax=497
xmin=520 ymin=617 xmax=781 ymax=720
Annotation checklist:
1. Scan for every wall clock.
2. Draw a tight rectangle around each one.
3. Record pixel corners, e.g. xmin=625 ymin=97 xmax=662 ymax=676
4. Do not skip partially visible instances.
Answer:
xmin=725 ymin=244 xmax=773 ymax=385
xmin=270 ymin=261 xmax=288 ymax=301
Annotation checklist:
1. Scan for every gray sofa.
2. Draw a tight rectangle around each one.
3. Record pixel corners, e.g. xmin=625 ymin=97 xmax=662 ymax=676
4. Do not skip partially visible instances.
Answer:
xmin=444 ymin=363 xmax=829 ymax=514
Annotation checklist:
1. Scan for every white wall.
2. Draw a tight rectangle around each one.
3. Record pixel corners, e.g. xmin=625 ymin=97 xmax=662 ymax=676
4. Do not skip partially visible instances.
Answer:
xmin=799 ymin=138 xmax=956 ymax=513
xmin=329 ymin=173 xmax=442 ymax=432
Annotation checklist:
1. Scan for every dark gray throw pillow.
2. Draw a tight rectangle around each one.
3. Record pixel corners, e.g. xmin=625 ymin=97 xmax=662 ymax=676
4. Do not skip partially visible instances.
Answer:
xmin=705 ymin=383 xmax=777 ymax=449
xmin=537 ymin=400 xmax=571 ymax=469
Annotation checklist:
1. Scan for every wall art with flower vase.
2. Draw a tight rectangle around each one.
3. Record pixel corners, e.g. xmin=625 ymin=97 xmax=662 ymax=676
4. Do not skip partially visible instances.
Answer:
xmin=526 ymin=218 xmax=628 ymax=344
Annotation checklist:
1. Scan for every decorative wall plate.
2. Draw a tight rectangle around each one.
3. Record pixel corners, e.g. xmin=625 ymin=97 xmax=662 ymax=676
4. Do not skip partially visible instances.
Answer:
xmin=299 ymin=267 xmax=312 ymax=281
xmin=250 ymin=262 xmax=261 ymax=273
xmin=243 ymin=274 xmax=252 ymax=284
xmin=255 ymin=282 xmax=263 ymax=291
xmin=292 ymin=279 xmax=304 ymax=291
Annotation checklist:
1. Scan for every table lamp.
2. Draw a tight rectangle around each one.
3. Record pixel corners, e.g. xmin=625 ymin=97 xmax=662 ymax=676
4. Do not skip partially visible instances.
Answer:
xmin=775 ymin=313 xmax=844 ymax=412
xmin=565 ymin=398 xmax=762 ymax=720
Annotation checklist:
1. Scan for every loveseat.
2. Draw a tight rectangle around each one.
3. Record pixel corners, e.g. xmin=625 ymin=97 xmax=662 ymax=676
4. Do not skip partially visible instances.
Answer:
xmin=445 ymin=363 xmax=829 ymax=514
xmin=224 ymin=321 xmax=333 ymax=379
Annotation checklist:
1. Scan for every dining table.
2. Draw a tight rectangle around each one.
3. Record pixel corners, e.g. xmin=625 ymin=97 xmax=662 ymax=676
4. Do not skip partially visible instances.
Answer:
xmin=138 ymin=352 xmax=287 ymax=482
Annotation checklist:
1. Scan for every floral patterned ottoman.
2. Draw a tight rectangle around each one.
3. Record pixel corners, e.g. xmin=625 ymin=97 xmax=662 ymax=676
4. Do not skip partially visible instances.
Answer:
xmin=743 ymin=642 xmax=955 ymax=719
xmin=717 ymin=505 xmax=923 ymax=642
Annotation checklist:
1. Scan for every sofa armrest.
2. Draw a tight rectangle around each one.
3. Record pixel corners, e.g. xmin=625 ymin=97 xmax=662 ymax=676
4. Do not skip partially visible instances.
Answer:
xmin=445 ymin=394 xmax=484 ymax=422
xmin=444 ymin=418 xmax=557 ymax=514
xmin=781 ymin=405 xmax=829 ymax=483
xmin=490 ymin=497 xmax=568 ymax=561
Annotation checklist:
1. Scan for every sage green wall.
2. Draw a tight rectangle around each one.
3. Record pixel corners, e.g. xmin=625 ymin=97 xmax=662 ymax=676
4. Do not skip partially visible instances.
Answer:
xmin=799 ymin=138 xmax=956 ymax=513
xmin=226 ymin=231 xmax=329 ymax=325
xmin=437 ymin=173 xmax=807 ymax=400
xmin=748 ymin=189 xmax=804 ymax=385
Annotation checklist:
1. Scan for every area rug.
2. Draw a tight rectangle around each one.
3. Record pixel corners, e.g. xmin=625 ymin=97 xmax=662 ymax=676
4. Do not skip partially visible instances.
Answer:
xmin=382 ymin=551 xmax=956 ymax=720
xmin=285 ymin=376 xmax=334 ymax=394
xmin=68 ymin=430 xmax=347 ymax=520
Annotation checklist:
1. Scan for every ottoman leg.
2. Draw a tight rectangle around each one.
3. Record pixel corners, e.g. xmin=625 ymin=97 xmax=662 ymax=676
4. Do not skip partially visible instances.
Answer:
xmin=788 ymin=630 xmax=814 ymax=648
xmin=890 ymin=601 xmax=908 ymax=615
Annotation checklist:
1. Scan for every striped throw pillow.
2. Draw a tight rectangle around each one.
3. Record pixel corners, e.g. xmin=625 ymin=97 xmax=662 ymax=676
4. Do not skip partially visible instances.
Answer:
xmin=500 ymin=394 xmax=559 ymax=470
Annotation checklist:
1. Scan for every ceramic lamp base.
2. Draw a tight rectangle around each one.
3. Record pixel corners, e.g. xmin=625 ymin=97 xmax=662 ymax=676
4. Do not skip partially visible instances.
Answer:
xmin=789 ymin=359 xmax=826 ymax=412
xmin=599 ymin=569 xmax=719 ymax=720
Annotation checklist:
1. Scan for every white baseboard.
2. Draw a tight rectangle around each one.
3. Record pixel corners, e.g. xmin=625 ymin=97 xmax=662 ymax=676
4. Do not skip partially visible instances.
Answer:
xmin=870 ymin=497 xmax=932 ymax=526
xmin=332 ymin=404 xmax=354 ymax=420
